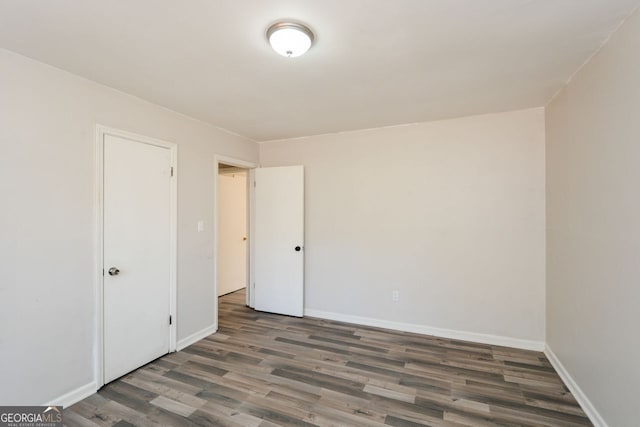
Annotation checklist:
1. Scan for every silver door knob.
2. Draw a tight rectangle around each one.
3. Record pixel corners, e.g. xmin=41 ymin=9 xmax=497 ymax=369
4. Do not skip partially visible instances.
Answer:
xmin=108 ymin=267 xmax=120 ymax=276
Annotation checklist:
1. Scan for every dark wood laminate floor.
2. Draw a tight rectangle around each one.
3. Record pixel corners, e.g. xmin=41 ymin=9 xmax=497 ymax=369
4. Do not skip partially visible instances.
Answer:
xmin=65 ymin=290 xmax=591 ymax=426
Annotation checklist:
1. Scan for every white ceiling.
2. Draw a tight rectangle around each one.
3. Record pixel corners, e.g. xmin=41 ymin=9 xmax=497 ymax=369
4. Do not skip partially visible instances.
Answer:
xmin=1 ymin=0 xmax=638 ymax=142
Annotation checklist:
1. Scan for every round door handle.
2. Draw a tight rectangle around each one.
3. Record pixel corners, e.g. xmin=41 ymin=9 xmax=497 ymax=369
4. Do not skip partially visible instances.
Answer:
xmin=295 ymin=246 xmax=301 ymax=252
xmin=108 ymin=267 xmax=120 ymax=276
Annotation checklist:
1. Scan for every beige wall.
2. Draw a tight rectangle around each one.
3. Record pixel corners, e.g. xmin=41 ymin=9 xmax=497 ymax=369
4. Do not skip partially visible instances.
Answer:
xmin=260 ymin=108 xmax=546 ymax=345
xmin=546 ymin=8 xmax=640 ymax=427
xmin=217 ymin=171 xmax=248 ymax=296
xmin=0 ymin=49 xmax=258 ymax=405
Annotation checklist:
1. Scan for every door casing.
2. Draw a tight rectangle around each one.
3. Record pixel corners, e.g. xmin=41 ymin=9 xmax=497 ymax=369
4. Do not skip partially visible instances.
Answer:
xmin=95 ymin=125 xmax=178 ymax=389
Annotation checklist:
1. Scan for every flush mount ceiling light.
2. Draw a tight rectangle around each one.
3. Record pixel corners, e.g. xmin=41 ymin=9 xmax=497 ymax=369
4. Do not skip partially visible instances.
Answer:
xmin=267 ymin=22 xmax=314 ymax=58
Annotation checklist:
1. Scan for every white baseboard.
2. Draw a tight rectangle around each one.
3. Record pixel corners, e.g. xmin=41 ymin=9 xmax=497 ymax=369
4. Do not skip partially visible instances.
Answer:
xmin=544 ymin=345 xmax=608 ymax=427
xmin=42 ymin=324 xmax=219 ymax=408
xmin=303 ymin=309 xmax=544 ymax=352
xmin=45 ymin=381 xmax=96 ymax=408
xmin=176 ymin=323 xmax=218 ymax=351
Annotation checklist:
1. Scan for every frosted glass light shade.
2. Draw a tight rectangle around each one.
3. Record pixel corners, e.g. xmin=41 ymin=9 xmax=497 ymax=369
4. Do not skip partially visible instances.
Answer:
xmin=267 ymin=22 xmax=314 ymax=58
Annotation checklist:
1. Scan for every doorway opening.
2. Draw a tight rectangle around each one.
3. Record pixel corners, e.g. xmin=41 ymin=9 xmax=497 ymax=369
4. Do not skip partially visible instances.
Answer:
xmin=214 ymin=156 xmax=256 ymax=324
xmin=214 ymin=159 xmax=305 ymax=326
xmin=217 ymin=164 xmax=248 ymax=297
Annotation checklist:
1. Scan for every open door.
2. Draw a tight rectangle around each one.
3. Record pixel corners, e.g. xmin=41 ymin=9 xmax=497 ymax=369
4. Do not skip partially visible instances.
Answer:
xmin=254 ymin=166 xmax=304 ymax=317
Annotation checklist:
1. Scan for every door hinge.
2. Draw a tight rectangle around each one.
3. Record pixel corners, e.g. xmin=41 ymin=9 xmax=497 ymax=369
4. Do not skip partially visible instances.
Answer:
xmin=170 ymin=166 xmax=174 ymax=177
xmin=254 ymin=181 xmax=256 ymax=187
xmin=102 ymin=268 xmax=104 ymax=276
xmin=169 ymin=315 xmax=173 ymax=325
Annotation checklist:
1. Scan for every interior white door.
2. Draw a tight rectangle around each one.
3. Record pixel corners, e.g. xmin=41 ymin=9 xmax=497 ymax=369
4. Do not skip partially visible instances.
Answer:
xmin=217 ymin=172 xmax=248 ymax=296
xmin=254 ymin=166 xmax=304 ymax=317
xmin=103 ymin=133 xmax=172 ymax=383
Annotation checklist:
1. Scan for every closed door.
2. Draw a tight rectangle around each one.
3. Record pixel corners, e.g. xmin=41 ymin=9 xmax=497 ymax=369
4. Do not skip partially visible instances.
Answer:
xmin=103 ymin=133 xmax=173 ymax=383
xmin=217 ymin=172 xmax=248 ymax=296
xmin=254 ymin=166 xmax=304 ymax=317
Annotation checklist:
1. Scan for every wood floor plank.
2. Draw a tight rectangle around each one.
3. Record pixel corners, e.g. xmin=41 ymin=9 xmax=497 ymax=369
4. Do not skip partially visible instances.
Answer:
xmin=149 ymin=395 xmax=198 ymax=417
xmin=65 ymin=289 xmax=591 ymax=426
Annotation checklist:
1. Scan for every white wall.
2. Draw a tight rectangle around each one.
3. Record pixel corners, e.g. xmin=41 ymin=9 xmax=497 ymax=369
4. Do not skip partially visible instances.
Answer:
xmin=217 ymin=171 xmax=247 ymax=296
xmin=260 ymin=108 xmax=546 ymax=345
xmin=0 ymin=49 xmax=257 ymax=405
xmin=546 ymin=8 xmax=640 ymax=427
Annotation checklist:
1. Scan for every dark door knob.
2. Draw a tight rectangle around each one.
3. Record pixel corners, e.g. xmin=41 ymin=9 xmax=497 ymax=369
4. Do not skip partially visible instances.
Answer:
xmin=108 ymin=267 xmax=120 ymax=276
xmin=295 ymin=246 xmax=301 ymax=252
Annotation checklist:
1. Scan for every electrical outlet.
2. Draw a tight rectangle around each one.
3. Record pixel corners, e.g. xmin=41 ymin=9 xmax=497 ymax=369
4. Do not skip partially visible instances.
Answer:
xmin=392 ymin=290 xmax=399 ymax=301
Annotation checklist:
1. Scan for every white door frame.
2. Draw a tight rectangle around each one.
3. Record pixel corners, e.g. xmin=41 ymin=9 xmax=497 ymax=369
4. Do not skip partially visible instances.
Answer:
xmin=214 ymin=155 xmax=257 ymax=316
xmin=95 ymin=125 xmax=178 ymax=388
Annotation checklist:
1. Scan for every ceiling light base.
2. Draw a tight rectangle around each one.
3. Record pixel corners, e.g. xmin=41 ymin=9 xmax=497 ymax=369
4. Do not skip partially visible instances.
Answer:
xmin=267 ymin=22 xmax=315 ymax=58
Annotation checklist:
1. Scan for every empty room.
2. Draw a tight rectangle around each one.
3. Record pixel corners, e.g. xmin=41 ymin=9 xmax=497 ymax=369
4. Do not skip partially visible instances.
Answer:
xmin=1 ymin=1 xmax=638 ymax=426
